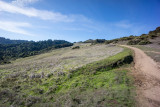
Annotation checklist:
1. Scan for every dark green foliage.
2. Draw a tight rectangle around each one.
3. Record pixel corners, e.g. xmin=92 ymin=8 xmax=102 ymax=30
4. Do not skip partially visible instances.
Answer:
xmin=149 ymin=34 xmax=158 ymax=39
xmin=149 ymin=27 xmax=160 ymax=35
xmin=0 ymin=37 xmax=29 ymax=44
xmin=83 ymin=39 xmax=94 ymax=43
xmin=127 ymin=39 xmax=151 ymax=45
xmin=84 ymin=39 xmax=106 ymax=44
xmin=127 ymin=39 xmax=141 ymax=45
xmin=0 ymin=39 xmax=73 ymax=64
xmin=94 ymin=39 xmax=106 ymax=43
xmin=105 ymin=35 xmax=137 ymax=44
xmin=72 ymin=46 xmax=80 ymax=49
xmin=138 ymin=40 xmax=151 ymax=45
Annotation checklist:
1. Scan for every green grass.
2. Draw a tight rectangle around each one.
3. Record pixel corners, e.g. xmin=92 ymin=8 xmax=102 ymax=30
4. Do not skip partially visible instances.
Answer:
xmin=0 ymin=48 xmax=135 ymax=107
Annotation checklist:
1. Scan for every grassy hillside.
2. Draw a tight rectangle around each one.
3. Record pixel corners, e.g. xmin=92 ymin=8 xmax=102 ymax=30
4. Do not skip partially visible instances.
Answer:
xmin=83 ymin=26 xmax=160 ymax=45
xmin=112 ymin=27 xmax=160 ymax=45
xmin=0 ymin=44 xmax=135 ymax=107
xmin=0 ymin=39 xmax=73 ymax=64
xmin=0 ymin=44 xmax=123 ymax=73
xmin=1 ymin=26 xmax=159 ymax=107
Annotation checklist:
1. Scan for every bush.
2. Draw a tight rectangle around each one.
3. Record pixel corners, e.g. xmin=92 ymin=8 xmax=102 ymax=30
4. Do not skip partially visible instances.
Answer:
xmin=149 ymin=34 xmax=158 ymax=39
xmin=127 ymin=39 xmax=151 ymax=45
xmin=105 ymin=40 xmax=112 ymax=44
xmin=72 ymin=46 xmax=80 ymax=49
xmin=138 ymin=40 xmax=151 ymax=45
xmin=127 ymin=39 xmax=141 ymax=45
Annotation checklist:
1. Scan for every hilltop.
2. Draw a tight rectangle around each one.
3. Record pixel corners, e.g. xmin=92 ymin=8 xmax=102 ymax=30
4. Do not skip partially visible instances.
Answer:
xmin=84 ymin=26 xmax=160 ymax=45
xmin=0 ymin=37 xmax=30 ymax=44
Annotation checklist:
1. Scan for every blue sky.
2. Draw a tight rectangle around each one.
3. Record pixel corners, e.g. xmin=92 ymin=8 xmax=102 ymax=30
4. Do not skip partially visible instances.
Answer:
xmin=0 ymin=0 xmax=160 ymax=42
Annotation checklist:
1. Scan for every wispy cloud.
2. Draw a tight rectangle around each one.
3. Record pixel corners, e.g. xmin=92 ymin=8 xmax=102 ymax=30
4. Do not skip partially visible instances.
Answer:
xmin=0 ymin=1 xmax=74 ymax=22
xmin=113 ymin=20 xmax=132 ymax=29
xmin=0 ymin=1 xmax=144 ymax=41
xmin=12 ymin=0 xmax=39 ymax=7
xmin=0 ymin=0 xmax=92 ymax=37
xmin=0 ymin=21 xmax=33 ymax=36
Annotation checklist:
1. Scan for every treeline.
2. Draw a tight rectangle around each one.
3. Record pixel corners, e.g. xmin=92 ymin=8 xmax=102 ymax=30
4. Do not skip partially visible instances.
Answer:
xmin=83 ymin=39 xmax=106 ymax=44
xmin=0 ymin=39 xmax=73 ymax=64
xmin=84 ymin=27 xmax=160 ymax=45
xmin=0 ymin=37 xmax=29 ymax=44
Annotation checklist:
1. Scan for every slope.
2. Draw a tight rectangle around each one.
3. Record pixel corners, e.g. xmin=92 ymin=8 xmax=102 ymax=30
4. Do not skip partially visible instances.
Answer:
xmin=0 ymin=44 xmax=135 ymax=106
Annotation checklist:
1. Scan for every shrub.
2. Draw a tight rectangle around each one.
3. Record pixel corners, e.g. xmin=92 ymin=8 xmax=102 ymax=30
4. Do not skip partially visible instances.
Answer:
xmin=72 ymin=46 xmax=80 ymax=49
xmin=149 ymin=34 xmax=158 ymax=39
xmin=138 ymin=40 xmax=151 ymax=45
xmin=127 ymin=39 xmax=141 ymax=45
xmin=127 ymin=38 xmax=151 ymax=45
xmin=94 ymin=39 xmax=105 ymax=43
xmin=105 ymin=40 xmax=112 ymax=44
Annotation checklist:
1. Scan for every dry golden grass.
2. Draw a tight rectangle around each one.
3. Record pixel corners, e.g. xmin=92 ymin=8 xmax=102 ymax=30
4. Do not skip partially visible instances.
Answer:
xmin=0 ymin=43 xmax=123 ymax=76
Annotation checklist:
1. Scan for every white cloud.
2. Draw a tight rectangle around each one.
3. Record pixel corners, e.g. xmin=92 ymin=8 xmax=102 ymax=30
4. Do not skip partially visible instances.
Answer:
xmin=0 ymin=1 xmax=74 ymax=22
xmin=0 ymin=21 xmax=33 ymax=36
xmin=113 ymin=20 xmax=132 ymax=29
xmin=12 ymin=0 xmax=39 ymax=7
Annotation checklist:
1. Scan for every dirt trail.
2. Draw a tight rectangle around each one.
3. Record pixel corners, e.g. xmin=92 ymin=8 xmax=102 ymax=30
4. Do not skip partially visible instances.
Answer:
xmin=121 ymin=45 xmax=160 ymax=107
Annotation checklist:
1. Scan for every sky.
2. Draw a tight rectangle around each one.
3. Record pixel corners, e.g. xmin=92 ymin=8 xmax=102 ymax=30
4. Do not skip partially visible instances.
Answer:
xmin=0 ymin=0 xmax=160 ymax=42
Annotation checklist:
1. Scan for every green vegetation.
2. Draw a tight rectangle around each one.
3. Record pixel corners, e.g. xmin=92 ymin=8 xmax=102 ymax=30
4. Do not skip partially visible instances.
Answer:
xmin=0 ymin=39 xmax=73 ymax=64
xmin=1 ymin=25 xmax=159 ymax=107
xmin=104 ymin=34 xmax=153 ymax=45
xmin=0 ymin=48 xmax=135 ymax=107
xmin=0 ymin=37 xmax=30 ymax=44
xmin=126 ymin=27 xmax=160 ymax=45
xmin=72 ymin=46 xmax=80 ymax=49
xmin=84 ymin=39 xmax=106 ymax=44
xmin=84 ymin=27 xmax=160 ymax=46
xmin=127 ymin=38 xmax=151 ymax=45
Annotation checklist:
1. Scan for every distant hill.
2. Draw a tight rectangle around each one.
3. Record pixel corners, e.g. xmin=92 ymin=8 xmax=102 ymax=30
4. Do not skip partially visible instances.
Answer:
xmin=0 ymin=39 xmax=73 ymax=64
xmin=84 ymin=27 xmax=160 ymax=45
xmin=0 ymin=37 xmax=30 ymax=44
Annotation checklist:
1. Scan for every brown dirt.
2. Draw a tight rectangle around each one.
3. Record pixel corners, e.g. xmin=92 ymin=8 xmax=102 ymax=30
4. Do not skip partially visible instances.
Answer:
xmin=121 ymin=45 xmax=160 ymax=107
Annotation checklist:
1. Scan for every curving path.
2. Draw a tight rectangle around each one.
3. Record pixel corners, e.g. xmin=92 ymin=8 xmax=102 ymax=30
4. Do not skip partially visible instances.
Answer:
xmin=121 ymin=45 xmax=160 ymax=107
